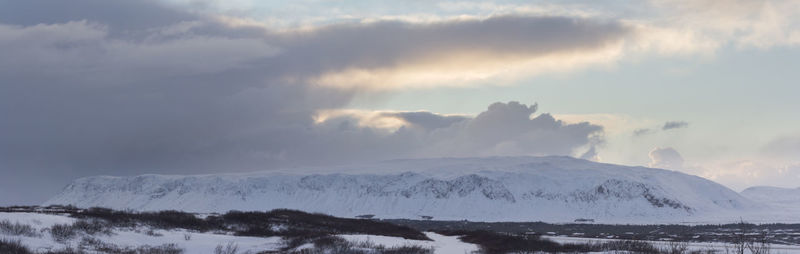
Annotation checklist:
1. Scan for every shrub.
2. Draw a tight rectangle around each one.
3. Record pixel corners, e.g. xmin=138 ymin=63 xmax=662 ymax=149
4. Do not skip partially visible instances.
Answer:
xmin=88 ymin=240 xmax=184 ymax=254
xmin=436 ymin=230 xmax=671 ymax=254
xmin=0 ymin=220 xmax=40 ymax=237
xmin=71 ymin=219 xmax=111 ymax=235
xmin=50 ymin=224 xmax=77 ymax=242
xmin=0 ymin=238 xmax=33 ymax=254
xmin=214 ymin=242 xmax=239 ymax=254
xmin=136 ymin=244 xmax=184 ymax=254
xmin=592 ymin=240 xmax=661 ymax=254
xmin=40 ymin=246 xmax=86 ymax=254
xmin=220 ymin=209 xmax=429 ymax=240
xmin=438 ymin=230 xmax=573 ymax=254
xmin=48 ymin=220 xmax=114 ymax=244
xmin=382 ymin=245 xmax=434 ymax=254
xmin=76 ymin=207 xmax=212 ymax=231
xmin=286 ymin=237 xmax=433 ymax=254
xmin=145 ymin=229 xmax=163 ymax=237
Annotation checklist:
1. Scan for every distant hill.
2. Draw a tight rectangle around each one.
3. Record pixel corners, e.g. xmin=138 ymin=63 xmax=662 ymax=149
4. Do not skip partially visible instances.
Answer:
xmin=46 ymin=156 xmax=784 ymax=223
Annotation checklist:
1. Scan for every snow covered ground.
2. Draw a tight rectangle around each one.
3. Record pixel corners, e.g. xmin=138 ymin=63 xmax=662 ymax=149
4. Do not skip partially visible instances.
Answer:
xmin=336 ymin=232 xmax=479 ymax=254
xmin=0 ymin=212 xmax=283 ymax=253
xmin=546 ymin=235 xmax=800 ymax=254
xmin=0 ymin=212 xmax=478 ymax=253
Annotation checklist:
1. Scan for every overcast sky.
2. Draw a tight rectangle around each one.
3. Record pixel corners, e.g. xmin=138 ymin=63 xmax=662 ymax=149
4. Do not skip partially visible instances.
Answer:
xmin=1 ymin=0 xmax=799 ymax=205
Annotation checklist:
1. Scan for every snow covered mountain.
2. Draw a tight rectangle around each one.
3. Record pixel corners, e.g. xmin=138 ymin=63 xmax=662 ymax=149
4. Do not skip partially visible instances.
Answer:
xmin=741 ymin=186 xmax=800 ymax=212
xmin=45 ymin=156 xmax=767 ymax=223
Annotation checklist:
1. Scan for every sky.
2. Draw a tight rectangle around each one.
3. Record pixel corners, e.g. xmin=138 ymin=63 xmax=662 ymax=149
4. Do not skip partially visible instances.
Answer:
xmin=1 ymin=0 xmax=799 ymax=205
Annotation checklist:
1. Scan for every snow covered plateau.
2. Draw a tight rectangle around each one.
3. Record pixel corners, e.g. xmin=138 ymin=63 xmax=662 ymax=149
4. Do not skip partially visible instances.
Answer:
xmin=44 ymin=156 xmax=800 ymax=224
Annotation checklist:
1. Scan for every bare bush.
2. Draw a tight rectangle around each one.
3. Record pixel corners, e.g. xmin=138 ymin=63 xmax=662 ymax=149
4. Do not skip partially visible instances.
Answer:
xmin=71 ymin=220 xmax=112 ymax=235
xmin=724 ymin=220 xmax=771 ymax=254
xmin=594 ymin=240 xmax=662 ymax=254
xmin=663 ymin=241 xmax=689 ymax=254
xmin=287 ymin=237 xmax=433 ymax=254
xmin=50 ymin=224 xmax=77 ymax=242
xmin=136 ymin=244 xmax=184 ymax=254
xmin=0 ymin=220 xmax=40 ymax=237
xmin=214 ymin=241 xmax=239 ymax=254
xmin=0 ymin=238 xmax=33 ymax=254
xmin=145 ymin=229 xmax=163 ymax=237
xmin=83 ymin=238 xmax=184 ymax=254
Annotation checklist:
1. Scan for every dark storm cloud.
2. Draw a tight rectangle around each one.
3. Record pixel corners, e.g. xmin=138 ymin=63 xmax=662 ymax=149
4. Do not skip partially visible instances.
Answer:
xmin=0 ymin=0 xmax=624 ymax=204
xmin=262 ymin=15 xmax=629 ymax=82
xmin=662 ymin=121 xmax=689 ymax=130
xmin=0 ymin=0 xmax=198 ymax=37
xmin=317 ymin=101 xmax=604 ymax=159
xmin=382 ymin=112 xmax=469 ymax=131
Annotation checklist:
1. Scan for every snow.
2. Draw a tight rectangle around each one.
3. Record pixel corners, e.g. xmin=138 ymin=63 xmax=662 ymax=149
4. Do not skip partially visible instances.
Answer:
xmin=0 ymin=212 xmax=283 ymax=253
xmin=545 ymin=236 xmax=800 ymax=254
xmin=90 ymin=229 xmax=282 ymax=253
xmin=737 ymin=186 xmax=800 ymax=224
xmin=337 ymin=232 xmax=479 ymax=254
xmin=1 ymin=212 xmax=479 ymax=253
xmin=425 ymin=232 xmax=480 ymax=254
xmin=0 ymin=212 xmax=76 ymax=229
xmin=741 ymin=186 xmax=800 ymax=210
xmin=43 ymin=156 xmax=795 ymax=224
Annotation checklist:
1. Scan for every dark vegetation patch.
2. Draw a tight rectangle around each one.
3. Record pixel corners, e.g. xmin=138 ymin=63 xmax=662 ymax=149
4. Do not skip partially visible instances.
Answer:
xmin=389 ymin=218 xmax=800 ymax=245
xmin=436 ymin=230 xmax=701 ymax=254
xmin=0 ymin=220 xmax=40 ymax=237
xmin=73 ymin=208 xmax=213 ymax=231
xmin=48 ymin=220 xmax=113 ymax=243
xmin=437 ymin=229 xmax=581 ymax=253
xmin=285 ymin=235 xmax=434 ymax=254
xmin=219 ymin=209 xmax=428 ymax=240
xmin=0 ymin=236 xmax=185 ymax=254
xmin=2 ymin=206 xmax=428 ymax=240
xmin=0 ymin=238 xmax=33 ymax=254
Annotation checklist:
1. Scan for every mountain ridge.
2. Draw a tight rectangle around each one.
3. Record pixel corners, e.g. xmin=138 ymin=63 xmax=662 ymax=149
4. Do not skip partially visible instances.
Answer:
xmin=45 ymin=156 xmax=777 ymax=223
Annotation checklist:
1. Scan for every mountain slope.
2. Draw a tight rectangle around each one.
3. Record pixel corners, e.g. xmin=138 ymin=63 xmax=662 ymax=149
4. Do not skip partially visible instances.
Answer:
xmin=741 ymin=186 xmax=800 ymax=211
xmin=46 ymin=156 xmax=761 ymax=223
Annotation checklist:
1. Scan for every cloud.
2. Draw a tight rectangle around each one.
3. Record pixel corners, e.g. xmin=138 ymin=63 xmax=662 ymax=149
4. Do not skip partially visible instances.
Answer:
xmin=648 ymin=147 xmax=684 ymax=169
xmin=579 ymin=146 xmax=600 ymax=161
xmin=440 ymin=102 xmax=604 ymax=157
xmin=662 ymin=121 xmax=689 ymax=130
xmin=633 ymin=128 xmax=653 ymax=136
xmin=691 ymin=160 xmax=800 ymax=191
xmin=631 ymin=121 xmax=687 ymax=136
xmin=0 ymin=0 xmax=621 ymax=204
xmin=382 ymin=112 xmax=469 ymax=131
xmin=636 ymin=0 xmax=800 ymax=54
xmin=0 ymin=0 xmax=198 ymax=34
xmin=274 ymin=15 xmax=630 ymax=90
xmin=762 ymin=136 xmax=800 ymax=160
xmin=315 ymin=101 xmax=604 ymax=159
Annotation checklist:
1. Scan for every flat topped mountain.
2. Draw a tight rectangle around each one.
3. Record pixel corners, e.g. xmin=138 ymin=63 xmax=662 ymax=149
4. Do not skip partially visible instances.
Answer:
xmin=46 ymin=156 xmax=765 ymax=223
